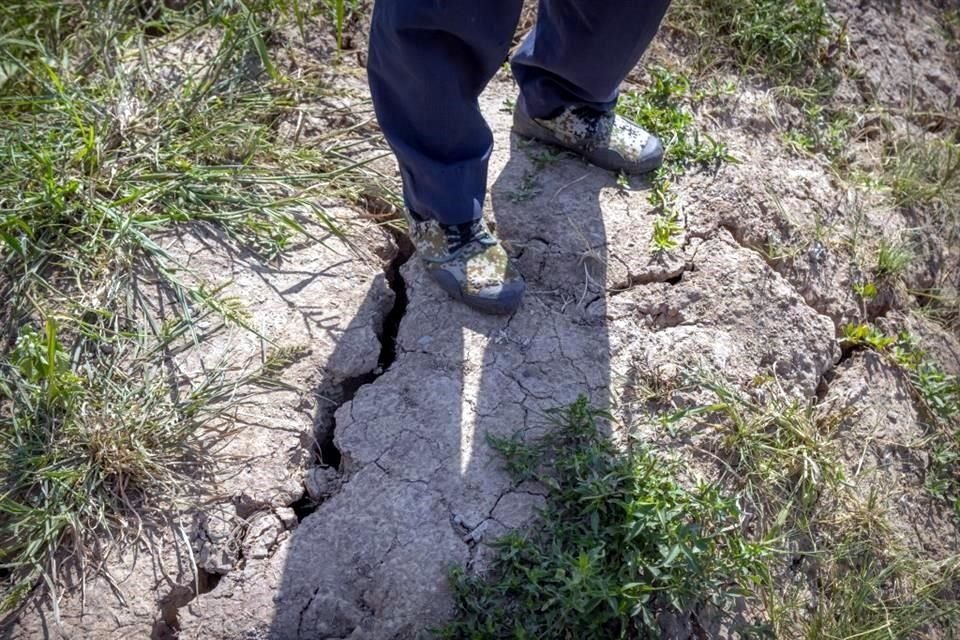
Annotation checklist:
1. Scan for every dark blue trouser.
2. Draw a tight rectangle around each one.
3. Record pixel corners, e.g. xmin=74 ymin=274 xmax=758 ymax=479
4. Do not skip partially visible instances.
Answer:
xmin=367 ymin=0 xmax=672 ymax=225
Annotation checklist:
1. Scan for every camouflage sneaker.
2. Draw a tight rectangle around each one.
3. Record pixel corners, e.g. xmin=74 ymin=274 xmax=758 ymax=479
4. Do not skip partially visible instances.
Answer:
xmin=512 ymin=101 xmax=664 ymax=175
xmin=403 ymin=211 xmax=525 ymax=315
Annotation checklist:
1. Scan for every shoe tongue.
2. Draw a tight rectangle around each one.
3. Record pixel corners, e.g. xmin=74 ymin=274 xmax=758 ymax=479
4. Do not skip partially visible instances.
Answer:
xmin=443 ymin=221 xmax=473 ymax=252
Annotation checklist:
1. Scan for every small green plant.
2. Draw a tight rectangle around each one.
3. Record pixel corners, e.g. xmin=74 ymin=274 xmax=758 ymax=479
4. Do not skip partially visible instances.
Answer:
xmin=882 ymin=135 xmax=959 ymax=322
xmin=885 ymin=136 xmax=960 ymax=212
xmin=647 ymin=173 xmax=684 ymax=252
xmin=507 ymin=170 xmax=543 ymax=203
xmin=686 ymin=376 xmax=959 ymax=639
xmin=617 ymin=66 xmax=736 ymax=173
xmin=0 ymin=319 xmax=285 ymax=612
xmin=694 ymin=376 xmax=845 ymax=529
xmin=651 ymin=211 xmax=684 ymax=252
xmin=945 ymin=7 xmax=960 ymax=38
xmin=781 ymin=128 xmax=817 ymax=155
xmin=440 ymin=398 xmax=768 ymax=639
xmin=523 ymin=144 xmax=563 ymax=170
xmin=874 ymin=238 xmax=912 ymax=279
xmin=838 ymin=325 xmax=960 ymax=517
xmin=321 ymin=0 xmax=362 ymax=50
xmin=781 ymin=105 xmax=854 ymax=166
xmin=891 ymin=333 xmax=960 ymax=423
xmin=840 ymin=327 xmax=959 ymax=425
xmin=851 ymin=281 xmax=878 ymax=301
xmin=840 ymin=323 xmax=897 ymax=351
xmin=617 ymin=66 xmax=732 ymax=254
xmin=910 ymin=361 xmax=960 ymax=422
xmin=773 ymin=504 xmax=960 ymax=639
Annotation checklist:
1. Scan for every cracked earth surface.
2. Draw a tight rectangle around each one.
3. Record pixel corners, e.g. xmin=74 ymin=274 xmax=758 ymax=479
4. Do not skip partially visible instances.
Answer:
xmin=3 ymin=83 xmax=855 ymax=640
xmin=6 ymin=1 xmax=960 ymax=638
xmin=174 ymin=88 xmax=844 ymax=640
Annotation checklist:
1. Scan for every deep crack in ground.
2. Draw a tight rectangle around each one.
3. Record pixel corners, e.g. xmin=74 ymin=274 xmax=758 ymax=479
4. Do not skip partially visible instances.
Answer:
xmin=378 ymin=231 xmax=414 ymax=372
xmin=294 ymin=230 xmax=413 ymax=522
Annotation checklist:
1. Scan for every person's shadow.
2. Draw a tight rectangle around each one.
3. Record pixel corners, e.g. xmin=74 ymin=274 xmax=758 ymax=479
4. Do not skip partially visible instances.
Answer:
xmin=265 ymin=84 xmax=632 ymax=639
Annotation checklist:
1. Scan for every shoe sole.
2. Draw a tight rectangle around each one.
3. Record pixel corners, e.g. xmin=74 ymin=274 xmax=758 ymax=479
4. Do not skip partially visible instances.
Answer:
xmin=427 ymin=267 xmax=525 ymax=315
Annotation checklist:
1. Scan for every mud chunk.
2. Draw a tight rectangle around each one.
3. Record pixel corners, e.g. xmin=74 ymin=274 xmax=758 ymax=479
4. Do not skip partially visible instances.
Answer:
xmin=305 ymin=466 xmax=341 ymax=502
xmin=193 ymin=504 xmax=242 ymax=575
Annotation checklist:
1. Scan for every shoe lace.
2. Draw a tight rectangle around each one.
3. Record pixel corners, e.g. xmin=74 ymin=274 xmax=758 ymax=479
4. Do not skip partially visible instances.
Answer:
xmin=442 ymin=219 xmax=496 ymax=255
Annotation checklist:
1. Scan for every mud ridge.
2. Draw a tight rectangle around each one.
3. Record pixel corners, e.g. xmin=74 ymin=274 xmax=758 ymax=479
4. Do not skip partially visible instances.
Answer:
xmin=608 ymin=262 xmax=692 ymax=299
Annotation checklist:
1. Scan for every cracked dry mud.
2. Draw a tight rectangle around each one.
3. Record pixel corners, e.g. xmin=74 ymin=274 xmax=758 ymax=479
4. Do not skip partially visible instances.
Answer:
xmin=0 ymin=85 xmax=857 ymax=640
xmin=6 ymin=2 xmax=960 ymax=638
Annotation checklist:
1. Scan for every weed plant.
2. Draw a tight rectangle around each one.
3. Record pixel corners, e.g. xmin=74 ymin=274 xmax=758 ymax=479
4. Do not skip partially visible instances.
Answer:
xmin=320 ymin=0 xmax=363 ymax=50
xmin=617 ymin=67 xmax=735 ymax=253
xmin=440 ymin=398 xmax=767 ymax=639
xmin=772 ymin=503 xmax=960 ymax=639
xmin=667 ymin=0 xmax=855 ymax=172
xmin=443 ymin=389 xmax=960 ymax=638
xmin=694 ymin=377 xmax=845 ymax=531
xmin=886 ymin=136 xmax=960 ymax=213
xmin=618 ymin=67 xmax=735 ymax=174
xmin=873 ymin=238 xmax=913 ymax=280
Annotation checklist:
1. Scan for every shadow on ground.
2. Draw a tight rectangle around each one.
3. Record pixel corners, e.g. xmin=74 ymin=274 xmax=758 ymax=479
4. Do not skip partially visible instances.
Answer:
xmin=266 ymin=102 xmax=620 ymax=639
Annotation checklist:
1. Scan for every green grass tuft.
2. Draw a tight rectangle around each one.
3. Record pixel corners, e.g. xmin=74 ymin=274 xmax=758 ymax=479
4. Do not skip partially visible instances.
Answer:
xmin=0 ymin=0 xmax=376 ymax=614
xmin=439 ymin=398 xmax=768 ymax=639
xmin=690 ymin=376 xmax=959 ymax=639
xmin=885 ymin=136 xmax=960 ymax=213
xmin=668 ymin=0 xmax=843 ymax=86
xmin=873 ymin=237 xmax=913 ymax=280
xmin=0 ymin=318 xmax=288 ymax=613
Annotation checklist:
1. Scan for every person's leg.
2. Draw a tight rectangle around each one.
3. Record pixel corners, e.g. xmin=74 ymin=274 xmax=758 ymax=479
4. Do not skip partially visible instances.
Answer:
xmin=508 ymin=0 xmax=671 ymax=175
xmin=367 ymin=0 xmax=523 ymax=225
xmin=367 ymin=0 xmax=527 ymax=315
xmin=511 ymin=0 xmax=673 ymax=119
